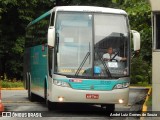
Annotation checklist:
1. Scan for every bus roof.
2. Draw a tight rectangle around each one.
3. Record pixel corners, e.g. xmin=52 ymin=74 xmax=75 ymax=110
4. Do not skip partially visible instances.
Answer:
xmin=27 ymin=9 xmax=52 ymax=27
xmin=27 ymin=6 xmax=127 ymax=27
xmin=53 ymin=6 xmax=127 ymax=15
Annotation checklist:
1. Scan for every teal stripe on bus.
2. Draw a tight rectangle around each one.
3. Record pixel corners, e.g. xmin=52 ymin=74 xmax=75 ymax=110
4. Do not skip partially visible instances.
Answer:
xmin=27 ymin=9 xmax=52 ymax=27
xmin=55 ymin=78 xmax=129 ymax=91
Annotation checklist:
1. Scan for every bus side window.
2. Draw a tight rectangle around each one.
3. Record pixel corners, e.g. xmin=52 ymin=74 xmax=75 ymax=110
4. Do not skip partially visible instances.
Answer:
xmin=50 ymin=12 xmax=55 ymax=26
xmin=26 ymin=26 xmax=35 ymax=47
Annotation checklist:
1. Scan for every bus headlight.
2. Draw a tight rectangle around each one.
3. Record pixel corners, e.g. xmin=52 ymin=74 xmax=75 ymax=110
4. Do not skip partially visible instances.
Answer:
xmin=53 ymin=80 xmax=70 ymax=87
xmin=114 ymin=82 xmax=130 ymax=89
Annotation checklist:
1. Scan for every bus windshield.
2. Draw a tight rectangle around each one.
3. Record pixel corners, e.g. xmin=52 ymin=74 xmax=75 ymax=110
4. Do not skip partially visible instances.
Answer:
xmin=54 ymin=12 xmax=129 ymax=78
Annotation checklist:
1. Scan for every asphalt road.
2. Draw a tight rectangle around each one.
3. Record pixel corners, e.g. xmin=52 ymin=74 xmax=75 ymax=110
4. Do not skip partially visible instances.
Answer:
xmin=1 ymin=87 xmax=148 ymax=120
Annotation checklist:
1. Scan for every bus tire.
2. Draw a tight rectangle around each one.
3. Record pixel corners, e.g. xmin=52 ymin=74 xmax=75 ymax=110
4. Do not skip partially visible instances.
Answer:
xmin=105 ymin=104 xmax=115 ymax=113
xmin=28 ymin=75 xmax=31 ymax=100
xmin=47 ymin=101 xmax=57 ymax=111
xmin=29 ymin=93 xmax=37 ymax=102
xmin=44 ymin=80 xmax=47 ymax=104
xmin=47 ymin=100 xmax=53 ymax=110
xmin=28 ymin=75 xmax=36 ymax=102
xmin=25 ymin=73 xmax=28 ymax=90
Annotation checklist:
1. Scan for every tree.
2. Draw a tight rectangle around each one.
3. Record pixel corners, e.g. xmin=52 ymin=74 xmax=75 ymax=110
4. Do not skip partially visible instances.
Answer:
xmin=112 ymin=0 xmax=152 ymax=84
xmin=0 ymin=0 xmax=54 ymax=79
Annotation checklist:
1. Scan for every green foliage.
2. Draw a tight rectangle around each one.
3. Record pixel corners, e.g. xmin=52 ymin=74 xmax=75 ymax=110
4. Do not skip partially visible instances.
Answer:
xmin=12 ymin=37 xmax=25 ymax=54
xmin=131 ymin=56 xmax=152 ymax=84
xmin=0 ymin=0 xmax=54 ymax=79
xmin=1 ymin=80 xmax=23 ymax=88
xmin=70 ymin=0 xmax=112 ymax=6
xmin=124 ymin=0 xmax=152 ymax=84
xmin=111 ymin=0 xmax=152 ymax=84
xmin=0 ymin=74 xmax=23 ymax=88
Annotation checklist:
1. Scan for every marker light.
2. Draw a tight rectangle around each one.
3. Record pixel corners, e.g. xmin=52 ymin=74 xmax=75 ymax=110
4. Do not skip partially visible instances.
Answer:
xmin=58 ymin=97 xmax=64 ymax=102
xmin=119 ymin=99 xmax=124 ymax=104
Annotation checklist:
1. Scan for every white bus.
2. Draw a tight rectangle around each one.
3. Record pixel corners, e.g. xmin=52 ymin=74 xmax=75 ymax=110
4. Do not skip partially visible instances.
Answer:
xmin=24 ymin=6 xmax=140 ymax=111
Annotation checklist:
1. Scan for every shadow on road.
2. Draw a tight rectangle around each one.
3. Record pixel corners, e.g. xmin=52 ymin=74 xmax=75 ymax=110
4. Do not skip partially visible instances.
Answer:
xmin=46 ymin=103 xmax=112 ymax=117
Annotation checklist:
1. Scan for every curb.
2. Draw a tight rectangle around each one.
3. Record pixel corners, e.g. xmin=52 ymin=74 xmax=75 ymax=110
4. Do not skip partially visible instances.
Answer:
xmin=142 ymin=87 xmax=152 ymax=112
xmin=130 ymin=86 xmax=151 ymax=89
xmin=140 ymin=87 xmax=152 ymax=120
xmin=1 ymin=88 xmax=25 ymax=90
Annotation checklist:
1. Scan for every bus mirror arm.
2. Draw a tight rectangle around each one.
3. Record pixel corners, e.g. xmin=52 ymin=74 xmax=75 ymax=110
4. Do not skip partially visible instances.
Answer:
xmin=48 ymin=26 xmax=55 ymax=47
xmin=131 ymin=30 xmax=140 ymax=51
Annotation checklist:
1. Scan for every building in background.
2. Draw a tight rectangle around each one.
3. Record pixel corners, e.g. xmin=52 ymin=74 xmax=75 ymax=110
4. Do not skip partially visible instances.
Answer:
xmin=149 ymin=0 xmax=160 ymax=111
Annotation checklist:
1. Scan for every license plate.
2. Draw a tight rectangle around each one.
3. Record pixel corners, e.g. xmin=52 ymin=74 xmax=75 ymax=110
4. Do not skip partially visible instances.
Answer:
xmin=86 ymin=94 xmax=99 ymax=99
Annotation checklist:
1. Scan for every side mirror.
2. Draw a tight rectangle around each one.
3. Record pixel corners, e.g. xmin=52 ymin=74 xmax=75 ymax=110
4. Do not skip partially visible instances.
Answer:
xmin=48 ymin=26 xmax=55 ymax=47
xmin=131 ymin=30 xmax=140 ymax=51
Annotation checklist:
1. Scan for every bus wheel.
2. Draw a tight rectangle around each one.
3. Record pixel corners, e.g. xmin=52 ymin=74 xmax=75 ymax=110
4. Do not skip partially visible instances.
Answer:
xmin=28 ymin=77 xmax=36 ymax=101
xmin=29 ymin=93 xmax=37 ymax=102
xmin=28 ymin=78 xmax=32 ymax=101
xmin=44 ymin=81 xmax=47 ymax=104
xmin=47 ymin=101 xmax=57 ymax=111
xmin=28 ymin=87 xmax=36 ymax=101
xmin=105 ymin=104 xmax=115 ymax=113
xmin=28 ymin=85 xmax=36 ymax=101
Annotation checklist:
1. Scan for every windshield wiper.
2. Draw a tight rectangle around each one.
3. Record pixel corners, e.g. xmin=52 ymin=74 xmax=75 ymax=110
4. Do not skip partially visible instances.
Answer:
xmin=96 ymin=49 xmax=112 ymax=78
xmin=110 ymin=51 xmax=120 ymax=61
xmin=75 ymin=52 xmax=90 ymax=76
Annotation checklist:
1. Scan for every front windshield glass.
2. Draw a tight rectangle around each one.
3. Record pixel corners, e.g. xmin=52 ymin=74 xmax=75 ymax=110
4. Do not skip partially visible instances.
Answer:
xmin=54 ymin=12 xmax=129 ymax=78
xmin=55 ymin=12 xmax=93 ymax=76
xmin=94 ymin=14 xmax=129 ymax=77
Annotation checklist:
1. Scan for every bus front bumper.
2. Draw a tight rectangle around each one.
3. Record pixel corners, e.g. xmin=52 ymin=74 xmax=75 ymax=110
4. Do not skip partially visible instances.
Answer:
xmin=48 ymin=85 xmax=129 ymax=105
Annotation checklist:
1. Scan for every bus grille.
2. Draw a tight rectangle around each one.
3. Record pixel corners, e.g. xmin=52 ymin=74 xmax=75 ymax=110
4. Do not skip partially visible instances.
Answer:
xmin=69 ymin=80 xmax=116 ymax=91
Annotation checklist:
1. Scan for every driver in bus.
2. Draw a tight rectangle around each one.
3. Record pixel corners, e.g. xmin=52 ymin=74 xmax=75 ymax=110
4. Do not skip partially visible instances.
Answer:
xmin=103 ymin=47 xmax=127 ymax=62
